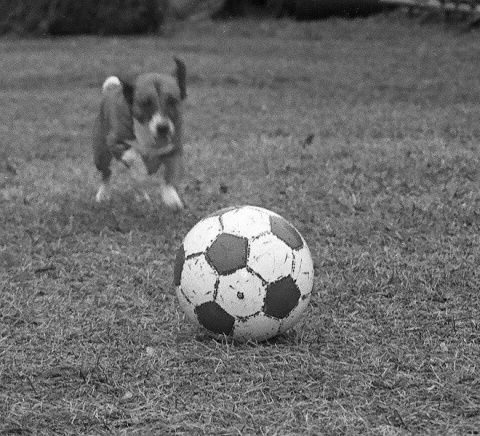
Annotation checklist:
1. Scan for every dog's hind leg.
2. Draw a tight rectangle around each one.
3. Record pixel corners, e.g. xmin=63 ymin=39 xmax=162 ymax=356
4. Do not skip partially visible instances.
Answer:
xmin=94 ymin=159 xmax=112 ymax=202
xmin=93 ymin=117 xmax=113 ymax=202
xmin=95 ymin=174 xmax=112 ymax=202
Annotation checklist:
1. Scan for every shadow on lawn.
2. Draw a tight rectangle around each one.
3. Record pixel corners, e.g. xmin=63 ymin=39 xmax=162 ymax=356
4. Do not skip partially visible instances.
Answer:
xmin=33 ymin=194 xmax=195 ymax=241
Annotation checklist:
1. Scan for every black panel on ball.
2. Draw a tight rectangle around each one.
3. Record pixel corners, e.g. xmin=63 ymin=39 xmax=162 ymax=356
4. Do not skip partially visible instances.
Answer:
xmin=270 ymin=216 xmax=303 ymax=250
xmin=206 ymin=233 xmax=248 ymax=275
xmin=195 ymin=301 xmax=235 ymax=335
xmin=264 ymin=276 xmax=301 ymax=319
xmin=173 ymin=245 xmax=185 ymax=286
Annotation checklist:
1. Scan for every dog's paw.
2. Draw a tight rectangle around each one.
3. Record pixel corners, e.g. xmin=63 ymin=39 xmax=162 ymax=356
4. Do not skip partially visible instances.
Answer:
xmin=95 ymin=184 xmax=111 ymax=202
xmin=160 ymin=185 xmax=184 ymax=211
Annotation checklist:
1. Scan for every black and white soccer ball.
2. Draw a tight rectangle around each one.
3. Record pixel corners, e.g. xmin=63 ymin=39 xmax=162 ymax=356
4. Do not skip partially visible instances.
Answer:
xmin=174 ymin=205 xmax=314 ymax=342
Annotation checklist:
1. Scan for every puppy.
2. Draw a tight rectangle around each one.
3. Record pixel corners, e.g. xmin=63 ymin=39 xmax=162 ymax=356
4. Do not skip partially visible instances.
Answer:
xmin=93 ymin=58 xmax=187 ymax=210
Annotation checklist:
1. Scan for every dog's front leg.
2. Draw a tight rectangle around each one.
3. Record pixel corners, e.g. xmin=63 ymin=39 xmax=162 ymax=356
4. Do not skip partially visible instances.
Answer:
xmin=160 ymin=154 xmax=184 ymax=211
xmin=159 ymin=180 xmax=184 ymax=210
xmin=121 ymin=148 xmax=152 ymax=202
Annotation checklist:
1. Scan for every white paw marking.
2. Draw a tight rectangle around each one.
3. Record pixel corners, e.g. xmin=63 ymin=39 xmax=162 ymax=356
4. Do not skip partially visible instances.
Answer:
xmin=160 ymin=185 xmax=184 ymax=210
xmin=95 ymin=184 xmax=111 ymax=202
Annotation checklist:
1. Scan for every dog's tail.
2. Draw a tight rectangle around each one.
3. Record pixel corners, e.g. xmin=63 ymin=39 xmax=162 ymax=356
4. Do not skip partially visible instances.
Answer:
xmin=102 ymin=76 xmax=121 ymax=94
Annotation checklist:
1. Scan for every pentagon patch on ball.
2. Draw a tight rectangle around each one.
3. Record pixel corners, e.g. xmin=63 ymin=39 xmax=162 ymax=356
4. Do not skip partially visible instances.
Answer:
xmin=174 ymin=205 xmax=314 ymax=342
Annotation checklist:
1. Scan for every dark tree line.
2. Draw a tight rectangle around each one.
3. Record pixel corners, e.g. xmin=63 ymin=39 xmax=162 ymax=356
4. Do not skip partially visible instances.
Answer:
xmin=0 ymin=0 xmax=384 ymax=35
xmin=0 ymin=0 xmax=171 ymax=35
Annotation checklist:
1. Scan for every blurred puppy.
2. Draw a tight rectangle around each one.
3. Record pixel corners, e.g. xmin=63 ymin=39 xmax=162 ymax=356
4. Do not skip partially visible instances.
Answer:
xmin=93 ymin=58 xmax=187 ymax=210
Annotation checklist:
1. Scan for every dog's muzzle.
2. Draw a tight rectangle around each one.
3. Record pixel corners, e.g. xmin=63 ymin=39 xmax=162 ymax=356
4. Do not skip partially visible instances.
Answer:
xmin=156 ymin=123 xmax=170 ymax=136
xmin=145 ymin=114 xmax=176 ymax=156
xmin=149 ymin=114 xmax=175 ymax=139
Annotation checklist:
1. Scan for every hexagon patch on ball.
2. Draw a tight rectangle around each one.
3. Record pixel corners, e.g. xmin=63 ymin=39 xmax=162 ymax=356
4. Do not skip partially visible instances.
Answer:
xmin=174 ymin=205 xmax=314 ymax=342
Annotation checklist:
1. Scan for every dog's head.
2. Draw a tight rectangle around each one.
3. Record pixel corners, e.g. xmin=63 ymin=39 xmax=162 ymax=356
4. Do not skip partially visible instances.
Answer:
xmin=120 ymin=58 xmax=187 ymax=150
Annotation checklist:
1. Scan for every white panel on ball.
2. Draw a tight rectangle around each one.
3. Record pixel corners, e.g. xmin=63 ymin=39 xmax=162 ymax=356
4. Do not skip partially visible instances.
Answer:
xmin=233 ymin=313 xmax=281 ymax=342
xmin=248 ymin=234 xmax=294 ymax=283
xmin=176 ymin=286 xmax=198 ymax=325
xmin=183 ymin=216 xmax=223 ymax=257
xmin=292 ymin=246 xmax=315 ymax=296
xmin=216 ymin=269 xmax=266 ymax=318
xmin=180 ymin=254 xmax=218 ymax=306
xmin=221 ymin=206 xmax=271 ymax=239
xmin=279 ymin=293 xmax=311 ymax=333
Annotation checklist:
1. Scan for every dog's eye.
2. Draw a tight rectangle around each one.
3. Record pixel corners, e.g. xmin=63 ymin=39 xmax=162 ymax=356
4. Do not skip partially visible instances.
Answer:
xmin=140 ymin=98 xmax=153 ymax=109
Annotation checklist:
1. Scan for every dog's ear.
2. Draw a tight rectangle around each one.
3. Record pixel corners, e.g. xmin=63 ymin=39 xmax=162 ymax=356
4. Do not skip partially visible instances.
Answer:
xmin=118 ymin=76 xmax=135 ymax=106
xmin=173 ymin=57 xmax=187 ymax=100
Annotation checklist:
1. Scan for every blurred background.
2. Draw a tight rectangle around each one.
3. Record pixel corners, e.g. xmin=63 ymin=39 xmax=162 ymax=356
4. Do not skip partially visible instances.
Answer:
xmin=0 ymin=0 xmax=409 ymax=36
xmin=1 ymin=0 xmax=478 ymax=36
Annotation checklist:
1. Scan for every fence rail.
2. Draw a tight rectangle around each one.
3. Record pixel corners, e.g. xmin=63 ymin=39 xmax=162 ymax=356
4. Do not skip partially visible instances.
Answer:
xmin=380 ymin=0 xmax=480 ymax=25
xmin=380 ymin=0 xmax=480 ymax=13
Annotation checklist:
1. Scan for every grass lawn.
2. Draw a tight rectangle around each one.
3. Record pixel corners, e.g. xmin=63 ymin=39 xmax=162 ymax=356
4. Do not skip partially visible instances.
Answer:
xmin=1 ymin=13 xmax=480 ymax=435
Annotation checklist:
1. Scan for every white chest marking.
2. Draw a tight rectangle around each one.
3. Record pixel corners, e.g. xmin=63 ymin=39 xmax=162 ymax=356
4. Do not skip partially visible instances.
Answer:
xmin=133 ymin=119 xmax=156 ymax=155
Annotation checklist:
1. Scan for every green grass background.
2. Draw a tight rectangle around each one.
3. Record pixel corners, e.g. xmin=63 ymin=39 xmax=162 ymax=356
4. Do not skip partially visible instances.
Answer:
xmin=1 ymin=14 xmax=480 ymax=435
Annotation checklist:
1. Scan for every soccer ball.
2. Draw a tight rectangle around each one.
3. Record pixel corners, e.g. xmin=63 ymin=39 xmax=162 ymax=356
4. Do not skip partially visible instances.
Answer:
xmin=174 ymin=205 xmax=314 ymax=342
